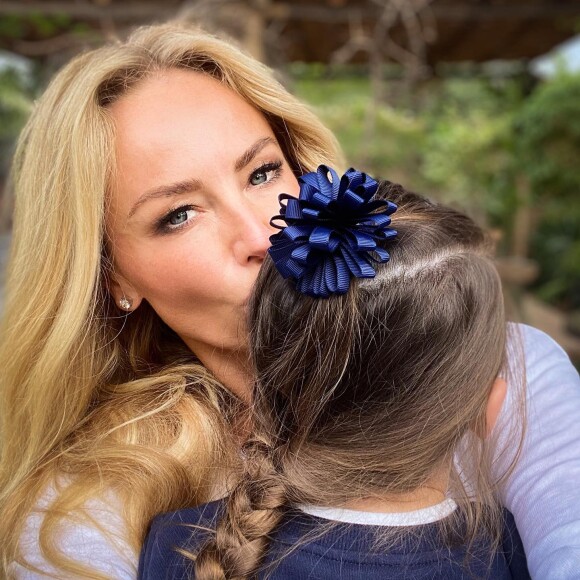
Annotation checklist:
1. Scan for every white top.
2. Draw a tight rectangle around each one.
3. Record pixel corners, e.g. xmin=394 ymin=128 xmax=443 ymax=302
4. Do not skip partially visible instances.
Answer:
xmin=300 ymin=498 xmax=458 ymax=527
xmin=15 ymin=486 xmax=136 ymax=579
xmin=15 ymin=324 xmax=580 ymax=579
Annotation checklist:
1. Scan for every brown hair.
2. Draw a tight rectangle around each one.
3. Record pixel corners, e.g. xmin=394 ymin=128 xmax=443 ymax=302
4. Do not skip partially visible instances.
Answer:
xmin=195 ymin=184 xmax=518 ymax=578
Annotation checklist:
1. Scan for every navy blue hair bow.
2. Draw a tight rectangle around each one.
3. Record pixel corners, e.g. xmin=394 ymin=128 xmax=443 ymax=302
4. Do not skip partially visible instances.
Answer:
xmin=268 ymin=166 xmax=397 ymax=298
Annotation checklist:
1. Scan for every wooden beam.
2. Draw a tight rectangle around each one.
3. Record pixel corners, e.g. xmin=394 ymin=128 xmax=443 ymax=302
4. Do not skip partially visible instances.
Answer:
xmin=0 ymin=1 xmax=175 ymax=20
xmin=268 ymin=2 xmax=580 ymax=23
xmin=1 ymin=1 xmax=580 ymax=22
xmin=430 ymin=4 xmax=580 ymax=20
xmin=270 ymin=3 xmax=580 ymax=23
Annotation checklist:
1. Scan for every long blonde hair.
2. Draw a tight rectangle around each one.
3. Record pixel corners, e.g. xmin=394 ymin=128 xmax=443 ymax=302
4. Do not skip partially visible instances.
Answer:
xmin=0 ymin=23 xmax=343 ymax=578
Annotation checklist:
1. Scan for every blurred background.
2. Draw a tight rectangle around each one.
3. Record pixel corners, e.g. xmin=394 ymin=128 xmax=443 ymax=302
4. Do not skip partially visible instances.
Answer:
xmin=0 ymin=0 xmax=579 ymax=362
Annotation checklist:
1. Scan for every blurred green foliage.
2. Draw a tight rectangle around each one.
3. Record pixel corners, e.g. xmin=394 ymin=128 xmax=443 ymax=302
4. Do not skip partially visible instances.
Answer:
xmin=0 ymin=13 xmax=75 ymax=40
xmin=0 ymin=66 xmax=33 ymax=180
xmin=294 ymin=70 xmax=580 ymax=309
xmin=514 ymin=72 xmax=580 ymax=201
xmin=514 ymin=73 xmax=580 ymax=307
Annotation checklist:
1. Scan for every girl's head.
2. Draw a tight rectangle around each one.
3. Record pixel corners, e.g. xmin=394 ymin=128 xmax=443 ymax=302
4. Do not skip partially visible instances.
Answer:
xmin=0 ymin=23 xmax=341 ymax=575
xmin=196 ymin=180 xmax=510 ymax=578
xmin=250 ymin=182 xmax=506 ymax=501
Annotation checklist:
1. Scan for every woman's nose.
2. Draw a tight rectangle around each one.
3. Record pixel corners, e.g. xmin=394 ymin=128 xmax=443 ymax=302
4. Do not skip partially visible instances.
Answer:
xmin=229 ymin=204 xmax=273 ymax=266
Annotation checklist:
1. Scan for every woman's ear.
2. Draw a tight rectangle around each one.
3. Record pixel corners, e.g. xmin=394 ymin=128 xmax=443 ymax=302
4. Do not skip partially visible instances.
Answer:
xmin=108 ymin=271 xmax=143 ymax=312
xmin=485 ymin=377 xmax=508 ymax=436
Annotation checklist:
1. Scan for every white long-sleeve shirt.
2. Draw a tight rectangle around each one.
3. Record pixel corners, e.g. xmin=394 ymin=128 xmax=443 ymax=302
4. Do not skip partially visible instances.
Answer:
xmin=16 ymin=324 xmax=580 ymax=579
xmin=495 ymin=324 xmax=580 ymax=579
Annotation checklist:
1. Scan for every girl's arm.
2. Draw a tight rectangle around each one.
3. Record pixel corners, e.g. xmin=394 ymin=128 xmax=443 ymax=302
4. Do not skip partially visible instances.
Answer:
xmin=495 ymin=323 xmax=580 ymax=580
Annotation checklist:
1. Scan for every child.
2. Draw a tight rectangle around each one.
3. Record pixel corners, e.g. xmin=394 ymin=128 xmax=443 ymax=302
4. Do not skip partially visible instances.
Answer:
xmin=139 ymin=167 xmax=529 ymax=579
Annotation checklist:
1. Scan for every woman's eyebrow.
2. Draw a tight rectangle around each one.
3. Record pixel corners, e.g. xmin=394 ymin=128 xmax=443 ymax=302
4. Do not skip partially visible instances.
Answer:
xmin=234 ymin=136 xmax=276 ymax=172
xmin=128 ymin=179 xmax=202 ymax=218
xmin=128 ymin=136 xmax=277 ymax=219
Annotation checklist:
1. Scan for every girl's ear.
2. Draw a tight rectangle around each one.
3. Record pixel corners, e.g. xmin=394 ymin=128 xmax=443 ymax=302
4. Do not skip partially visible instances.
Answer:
xmin=108 ymin=271 xmax=143 ymax=312
xmin=485 ymin=377 xmax=508 ymax=436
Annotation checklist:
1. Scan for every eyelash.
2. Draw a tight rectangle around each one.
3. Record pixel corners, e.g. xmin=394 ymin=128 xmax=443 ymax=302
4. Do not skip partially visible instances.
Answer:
xmin=154 ymin=160 xmax=284 ymax=234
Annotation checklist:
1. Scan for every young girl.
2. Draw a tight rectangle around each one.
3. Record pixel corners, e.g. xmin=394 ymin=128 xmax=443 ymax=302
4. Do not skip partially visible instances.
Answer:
xmin=139 ymin=168 xmax=530 ymax=579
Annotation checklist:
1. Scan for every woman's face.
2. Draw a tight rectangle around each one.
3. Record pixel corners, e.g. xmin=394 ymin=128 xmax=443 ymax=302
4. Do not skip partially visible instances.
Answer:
xmin=106 ymin=68 xmax=300 ymax=356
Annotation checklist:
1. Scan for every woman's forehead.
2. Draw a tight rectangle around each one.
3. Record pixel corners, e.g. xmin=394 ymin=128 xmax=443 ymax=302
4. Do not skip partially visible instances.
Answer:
xmin=108 ymin=68 xmax=272 ymax=141
xmin=106 ymin=69 xmax=280 ymax=214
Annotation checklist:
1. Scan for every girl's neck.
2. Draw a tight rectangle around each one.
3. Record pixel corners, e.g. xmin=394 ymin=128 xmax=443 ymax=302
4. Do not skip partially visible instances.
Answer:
xmin=342 ymin=489 xmax=446 ymax=514
xmin=341 ymin=469 xmax=449 ymax=514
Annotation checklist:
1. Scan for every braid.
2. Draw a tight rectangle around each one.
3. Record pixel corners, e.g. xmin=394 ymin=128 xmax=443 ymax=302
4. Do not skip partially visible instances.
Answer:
xmin=195 ymin=437 xmax=288 ymax=579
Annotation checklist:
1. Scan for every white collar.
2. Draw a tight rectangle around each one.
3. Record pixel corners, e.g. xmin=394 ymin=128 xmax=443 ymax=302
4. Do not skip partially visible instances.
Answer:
xmin=298 ymin=498 xmax=458 ymax=527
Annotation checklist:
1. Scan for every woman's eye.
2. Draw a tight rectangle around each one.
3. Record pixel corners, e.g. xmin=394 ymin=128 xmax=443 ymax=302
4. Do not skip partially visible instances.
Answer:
xmin=169 ymin=209 xmax=189 ymax=225
xmin=248 ymin=161 xmax=283 ymax=187
xmin=250 ymin=171 xmax=268 ymax=186
xmin=156 ymin=205 xmax=198 ymax=234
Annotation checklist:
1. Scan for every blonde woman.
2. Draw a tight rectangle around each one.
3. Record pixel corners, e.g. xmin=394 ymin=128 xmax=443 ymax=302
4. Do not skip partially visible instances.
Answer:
xmin=0 ymin=23 xmax=578 ymax=580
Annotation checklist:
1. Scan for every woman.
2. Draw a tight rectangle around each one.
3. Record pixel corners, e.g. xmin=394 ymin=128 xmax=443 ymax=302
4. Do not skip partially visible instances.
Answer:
xmin=0 ymin=23 xmax=340 ymax=579
xmin=0 ymin=23 xmax=578 ymax=579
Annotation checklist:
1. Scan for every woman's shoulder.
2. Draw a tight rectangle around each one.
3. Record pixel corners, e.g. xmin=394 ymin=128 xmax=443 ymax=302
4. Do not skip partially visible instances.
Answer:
xmin=509 ymin=322 xmax=571 ymax=360
xmin=16 ymin=483 xmax=137 ymax=579
xmin=504 ymin=322 xmax=578 ymax=409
